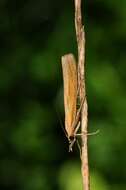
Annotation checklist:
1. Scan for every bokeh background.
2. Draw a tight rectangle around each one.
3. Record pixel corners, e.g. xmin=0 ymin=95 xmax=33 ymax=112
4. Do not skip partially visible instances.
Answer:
xmin=0 ymin=0 xmax=126 ymax=190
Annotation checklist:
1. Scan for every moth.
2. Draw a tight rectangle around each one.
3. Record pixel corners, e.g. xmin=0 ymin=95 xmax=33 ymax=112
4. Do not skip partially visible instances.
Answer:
xmin=61 ymin=53 xmax=84 ymax=151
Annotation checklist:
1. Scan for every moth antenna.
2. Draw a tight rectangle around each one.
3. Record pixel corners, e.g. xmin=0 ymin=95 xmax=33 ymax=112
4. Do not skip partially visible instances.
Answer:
xmin=76 ymin=139 xmax=82 ymax=157
xmin=55 ymin=107 xmax=68 ymax=138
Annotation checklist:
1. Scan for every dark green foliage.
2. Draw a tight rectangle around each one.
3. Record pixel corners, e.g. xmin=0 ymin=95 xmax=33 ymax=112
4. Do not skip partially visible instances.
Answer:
xmin=0 ymin=0 xmax=126 ymax=189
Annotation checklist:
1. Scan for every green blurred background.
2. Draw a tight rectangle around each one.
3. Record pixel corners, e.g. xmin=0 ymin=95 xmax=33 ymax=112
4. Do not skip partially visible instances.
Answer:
xmin=0 ymin=0 xmax=126 ymax=189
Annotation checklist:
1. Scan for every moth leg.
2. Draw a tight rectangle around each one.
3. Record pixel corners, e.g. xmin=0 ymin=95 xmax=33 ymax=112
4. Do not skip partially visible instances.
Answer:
xmin=76 ymin=139 xmax=82 ymax=157
xmin=77 ymin=81 xmax=81 ymax=97
xmin=76 ymin=129 xmax=100 ymax=136
xmin=69 ymin=137 xmax=82 ymax=156
xmin=69 ymin=138 xmax=76 ymax=152
xmin=72 ymin=96 xmax=85 ymax=130
xmin=69 ymin=96 xmax=85 ymax=152
xmin=74 ymin=121 xmax=80 ymax=134
xmin=69 ymin=121 xmax=80 ymax=151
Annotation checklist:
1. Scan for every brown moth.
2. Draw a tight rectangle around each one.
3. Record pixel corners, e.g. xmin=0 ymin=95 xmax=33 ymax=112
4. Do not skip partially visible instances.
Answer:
xmin=61 ymin=54 xmax=84 ymax=151
xmin=61 ymin=54 xmax=99 ymax=151
xmin=62 ymin=54 xmax=77 ymax=137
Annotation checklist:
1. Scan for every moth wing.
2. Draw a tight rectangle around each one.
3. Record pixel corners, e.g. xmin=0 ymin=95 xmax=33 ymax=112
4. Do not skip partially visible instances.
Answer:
xmin=61 ymin=54 xmax=77 ymax=137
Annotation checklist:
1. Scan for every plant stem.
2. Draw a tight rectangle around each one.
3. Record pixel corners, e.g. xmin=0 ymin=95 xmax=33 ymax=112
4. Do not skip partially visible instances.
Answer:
xmin=74 ymin=0 xmax=90 ymax=189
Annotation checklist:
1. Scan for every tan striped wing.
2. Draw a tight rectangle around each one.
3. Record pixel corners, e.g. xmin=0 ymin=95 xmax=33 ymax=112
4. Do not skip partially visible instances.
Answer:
xmin=61 ymin=54 xmax=77 ymax=138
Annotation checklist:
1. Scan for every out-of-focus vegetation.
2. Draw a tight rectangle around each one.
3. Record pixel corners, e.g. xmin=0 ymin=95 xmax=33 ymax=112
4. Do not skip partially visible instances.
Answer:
xmin=0 ymin=0 xmax=126 ymax=190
